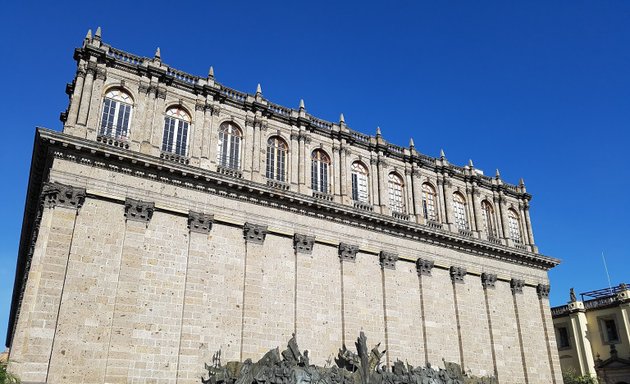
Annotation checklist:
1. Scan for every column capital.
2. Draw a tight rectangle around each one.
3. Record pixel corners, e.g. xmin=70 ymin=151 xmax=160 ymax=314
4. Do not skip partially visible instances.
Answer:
xmin=243 ymin=222 xmax=267 ymax=244
xmin=416 ymin=258 xmax=434 ymax=276
xmin=338 ymin=242 xmax=359 ymax=262
xmin=124 ymin=198 xmax=154 ymax=223
xmin=379 ymin=251 xmax=398 ymax=270
xmin=511 ymin=278 xmax=525 ymax=295
xmin=188 ymin=211 xmax=213 ymax=234
xmin=537 ymin=283 xmax=551 ymax=299
xmin=481 ymin=272 xmax=497 ymax=289
xmin=450 ymin=266 xmax=467 ymax=283
xmin=41 ymin=182 xmax=86 ymax=210
xmin=294 ymin=233 xmax=315 ymax=254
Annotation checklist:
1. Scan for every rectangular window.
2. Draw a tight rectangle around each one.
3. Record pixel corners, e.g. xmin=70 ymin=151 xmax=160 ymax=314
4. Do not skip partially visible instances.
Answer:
xmin=556 ymin=327 xmax=570 ymax=349
xmin=598 ymin=316 xmax=621 ymax=344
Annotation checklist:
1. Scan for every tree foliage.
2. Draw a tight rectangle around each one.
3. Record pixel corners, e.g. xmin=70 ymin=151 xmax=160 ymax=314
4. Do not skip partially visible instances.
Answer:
xmin=562 ymin=368 xmax=598 ymax=384
xmin=0 ymin=361 xmax=20 ymax=384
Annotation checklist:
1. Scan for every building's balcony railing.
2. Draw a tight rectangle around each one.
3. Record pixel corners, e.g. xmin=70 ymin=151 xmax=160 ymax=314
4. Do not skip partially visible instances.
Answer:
xmin=426 ymin=220 xmax=443 ymax=229
xmin=515 ymin=243 xmax=528 ymax=251
xmin=160 ymin=151 xmax=189 ymax=165
xmin=551 ymin=305 xmax=569 ymax=317
xmin=352 ymin=200 xmax=373 ymax=212
xmin=458 ymin=228 xmax=474 ymax=237
xmin=584 ymin=296 xmax=617 ymax=310
xmin=392 ymin=211 xmax=409 ymax=221
xmin=267 ymin=179 xmax=290 ymax=191
xmin=488 ymin=236 xmax=502 ymax=245
xmin=97 ymin=134 xmax=129 ymax=149
xmin=216 ymin=165 xmax=242 ymax=179
xmin=312 ymin=191 xmax=333 ymax=201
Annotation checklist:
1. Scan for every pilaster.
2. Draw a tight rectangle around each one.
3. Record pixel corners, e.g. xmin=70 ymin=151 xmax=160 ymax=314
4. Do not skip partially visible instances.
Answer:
xmin=567 ymin=301 xmax=597 ymax=376
xmin=77 ymin=61 xmax=96 ymax=126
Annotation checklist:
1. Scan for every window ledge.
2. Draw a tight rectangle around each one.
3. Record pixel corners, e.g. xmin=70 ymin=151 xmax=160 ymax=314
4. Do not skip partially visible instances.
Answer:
xmin=392 ymin=211 xmax=409 ymax=221
xmin=216 ymin=165 xmax=243 ymax=179
xmin=312 ymin=191 xmax=333 ymax=201
xmin=267 ymin=179 xmax=290 ymax=191
xmin=352 ymin=200 xmax=373 ymax=212
xmin=458 ymin=228 xmax=474 ymax=237
xmin=160 ymin=151 xmax=190 ymax=165
xmin=425 ymin=220 xmax=443 ymax=229
xmin=97 ymin=134 xmax=129 ymax=149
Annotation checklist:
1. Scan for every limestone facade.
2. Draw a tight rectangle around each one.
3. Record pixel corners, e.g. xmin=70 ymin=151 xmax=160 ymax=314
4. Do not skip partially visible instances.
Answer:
xmin=7 ymin=29 xmax=562 ymax=384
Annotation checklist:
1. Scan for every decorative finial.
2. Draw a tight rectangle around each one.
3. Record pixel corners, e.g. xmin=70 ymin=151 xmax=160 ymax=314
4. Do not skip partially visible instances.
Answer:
xmin=409 ymin=138 xmax=415 ymax=148
xmin=299 ymin=99 xmax=305 ymax=110
xmin=256 ymin=83 xmax=262 ymax=95
xmin=468 ymin=159 xmax=474 ymax=168
xmin=208 ymin=66 xmax=214 ymax=78
xmin=519 ymin=177 xmax=525 ymax=186
xmin=495 ymin=169 xmax=501 ymax=178
xmin=439 ymin=149 xmax=445 ymax=159
xmin=85 ymin=29 xmax=92 ymax=40
xmin=94 ymin=26 xmax=102 ymax=40
xmin=376 ymin=126 xmax=382 ymax=136
xmin=154 ymin=47 xmax=161 ymax=60
xmin=339 ymin=113 xmax=345 ymax=123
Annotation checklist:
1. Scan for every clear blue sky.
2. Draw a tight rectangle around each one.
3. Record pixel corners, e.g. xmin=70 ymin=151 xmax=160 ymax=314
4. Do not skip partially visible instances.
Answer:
xmin=1 ymin=1 xmax=629 ymax=347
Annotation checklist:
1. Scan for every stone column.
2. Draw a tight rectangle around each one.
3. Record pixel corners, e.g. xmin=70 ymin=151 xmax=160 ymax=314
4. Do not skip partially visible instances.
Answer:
xmin=340 ymin=146 xmax=349 ymax=203
xmin=567 ymin=301 xmax=597 ymax=376
xmin=498 ymin=192 xmax=510 ymax=242
xmin=138 ymin=84 xmax=155 ymax=155
xmin=370 ymin=157 xmax=379 ymax=206
xmin=523 ymin=201 xmax=537 ymax=251
xmin=190 ymin=103 xmax=206 ymax=164
xmin=377 ymin=157 xmax=389 ymax=215
xmin=207 ymin=103 xmax=222 ymax=166
xmin=404 ymin=168 xmax=413 ymax=217
xmin=86 ymin=67 xmax=107 ymax=139
xmin=252 ymin=117 xmax=265 ymax=182
xmin=410 ymin=169 xmax=423 ymax=224
xmin=617 ymin=288 xmax=630 ymax=358
xmin=149 ymin=87 xmax=166 ymax=156
xmin=492 ymin=194 xmax=504 ymax=239
xmin=77 ymin=62 xmax=96 ymax=126
xmin=332 ymin=145 xmax=341 ymax=199
xmin=65 ymin=64 xmax=86 ymax=129
xmin=290 ymin=131 xmax=299 ymax=188
xmin=298 ymin=132 xmax=306 ymax=192
xmin=441 ymin=176 xmax=454 ymax=229
xmin=198 ymin=98 xmax=213 ymax=169
xmin=242 ymin=118 xmax=255 ymax=180
xmin=471 ymin=184 xmax=483 ymax=235
xmin=8 ymin=183 xmax=85 ymax=383
xmin=518 ymin=201 xmax=530 ymax=246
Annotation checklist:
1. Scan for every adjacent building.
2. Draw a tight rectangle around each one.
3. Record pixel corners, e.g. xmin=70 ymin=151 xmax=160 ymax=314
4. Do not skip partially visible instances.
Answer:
xmin=6 ymin=29 xmax=562 ymax=384
xmin=552 ymin=284 xmax=630 ymax=384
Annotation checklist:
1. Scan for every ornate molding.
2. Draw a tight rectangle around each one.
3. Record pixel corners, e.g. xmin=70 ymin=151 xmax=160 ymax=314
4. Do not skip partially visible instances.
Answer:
xmin=95 ymin=67 xmax=107 ymax=80
xmin=511 ymin=278 xmax=525 ymax=295
xmin=481 ymin=272 xmax=497 ymax=289
xmin=537 ymin=283 xmax=550 ymax=299
xmin=156 ymin=87 xmax=167 ymax=99
xmin=41 ymin=182 xmax=86 ymax=210
xmin=416 ymin=258 xmax=434 ymax=276
xmin=339 ymin=242 xmax=358 ymax=262
xmin=124 ymin=198 xmax=154 ymax=223
xmin=450 ymin=266 xmax=467 ymax=283
xmin=243 ymin=222 xmax=267 ymax=244
xmin=294 ymin=233 xmax=315 ymax=254
xmin=379 ymin=251 xmax=398 ymax=270
xmin=188 ymin=211 xmax=213 ymax=234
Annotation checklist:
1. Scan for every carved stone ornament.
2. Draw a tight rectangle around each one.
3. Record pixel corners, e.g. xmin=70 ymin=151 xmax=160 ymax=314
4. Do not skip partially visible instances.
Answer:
xmin=124 ymin=198 xmax=155 ymax=223
xmin=41 ymin=182 xmax=86 ymax=210
xmin=188 ymin=211 xmax=213 ymax=234
xmin=338 ymin=242 xmax=359 ymax=262
xmin=416 ymin=258 xmax=434 ymax=276
xmin=95 ymin=67 xmax=107 ymax=80
xmin=481 ymin=273 xmax=497 ymax=289
xmin=537 ymin=283 xmax=551 ymax=299
xmin=293 ymin=233 xmax=315 ymax=254
xmin=379 ymin=251 xmax=399 ymax=270
xmin=243 ymin=222 xmax=267 ymax=244
xmin=511 ymin=278 xmax=525 ymax=295
xmin=156 ymin=87 xmax=167 ymax=99
xmin=450 ymin=266 xmax=467 ymax=284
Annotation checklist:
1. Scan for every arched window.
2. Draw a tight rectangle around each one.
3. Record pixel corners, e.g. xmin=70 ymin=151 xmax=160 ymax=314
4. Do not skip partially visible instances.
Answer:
xmin=161 ymin=107 xmax=191 ymax=156
xmin=481 ymin=200 xmax=497 ymax=237
xmin=452 ymin=192 xmax=469 ymax=230
xmin=508 ymin=209 xmax=523 ymax=243
xmin=217 ymin=122 xmax=242 ymax=169
xmin=422 ymin=183 xmax=438 ymax=222
xmin=99 ymin=89 xmax=132 ymax=139
xmin=266 ymin=136 xmax=288 ymax=182
xmin=388 ymin=173 xmax=405 ymax=213
xmin=311 ymin=149 xmax=330 ymax=193
xmin=351 ymin=161 xmax=369 ymax=203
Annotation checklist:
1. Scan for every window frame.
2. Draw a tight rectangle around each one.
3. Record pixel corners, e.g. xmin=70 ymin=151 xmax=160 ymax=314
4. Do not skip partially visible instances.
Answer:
xmin=311 ymin=149 xmax=330 ymax=194
xmin=507 ymin=209 xmax=523 ymax=243
xmin=388 ymin=172 xmax=405 ymax=214
xmin=217 ymin=121 xmax=243 ymax=170
xmin=161 ymin=106 xmax=191 ymax=157
xmin=422 ymin=183 xmax=438 ymax=222
xmin=481 ymin=200 xmax=497 ymax=237
xmin=598 ymin=315 xmax=621 ymax=345
xmin=351 ymin=161 xmax=369 ymax=203
xmin=452 ymin=192 xmax=469 ymax=230
xmin=555 ymin=324 xmax=571 ymax=350
xmin=99 ymin=89 xmax=133 ymax=139
xmin=266 ymin=136 xmax=288 ymax=182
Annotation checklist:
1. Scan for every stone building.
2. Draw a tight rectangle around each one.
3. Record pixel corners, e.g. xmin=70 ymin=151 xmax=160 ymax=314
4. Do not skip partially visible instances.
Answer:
xmin=552 ymin=284 xmax=630 ymax=384
xmin=6 ymin=29 xmax=562 ymax=384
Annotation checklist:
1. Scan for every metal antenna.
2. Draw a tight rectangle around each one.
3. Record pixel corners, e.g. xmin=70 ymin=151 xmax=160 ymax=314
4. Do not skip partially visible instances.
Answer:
xmin=602 ymin=251 xmax=613 ymax=292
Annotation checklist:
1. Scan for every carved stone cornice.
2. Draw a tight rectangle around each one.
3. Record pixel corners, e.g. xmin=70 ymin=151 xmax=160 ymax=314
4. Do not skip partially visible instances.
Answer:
xmin=41 ymin=182 xmax=86 ymax=210
xmin=537 ymin=283 xmax=550 ymax=299
xmin=481 ymin=273 xmax=497 ymax=289
xmin=416 ymin=258 xmax=434 ymax=276
xmin=450 ymin=266 xmax=467 ymax=283
xmin=243 ymin=222 xmax=267 ymax=244
xmin=379 ymin=251 xmax=398 ymax=270
xmin=188 ymin=211 xmax=213 ymax=234
xmin=124 ymin=198 xmax=154 ymax=223
xmin=511 ymin=278 xmax=525 ymax=295
xmin=294 ymin=233 xmax=315 ymax=254
xmin=339 ymin=242 xmax=358 ymax=262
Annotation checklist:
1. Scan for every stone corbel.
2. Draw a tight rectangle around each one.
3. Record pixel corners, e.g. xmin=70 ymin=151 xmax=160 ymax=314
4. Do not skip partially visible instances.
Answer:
xmin=379 ymin=251 xmax=399 ymax=270
xmin=416 ymin=258 xmax=434 ymax=276
xmin=481 ymin=272 xmax=497 ymax=289
xmin=511 ymin=278 xmax=525 ymax=295
xmin=293 ymin=233 xmax=315 ymax=254
xmin=124 ymin=198 xmax=155 ymax=223
xmin=450 ymin=266 xmax=467 ymax=283
xmin=243 ymin=222 xmax=267 ymax=244
xmin=536 ymin=283 xmax=551 ymax=299
xmin=156 ymin=87 xmax=167 ymax=99
xmin=41 ymin=182 xmax=86 ymax=210
xmin=95 ymin=67 xmax=107 ymax=81
xmin=338 ymin=242 xmax=359 ymax=262
xmin=188 ymin=211 xmax=213 ymax=234
xmin=195 ymin=102 xmax=206 ymax=112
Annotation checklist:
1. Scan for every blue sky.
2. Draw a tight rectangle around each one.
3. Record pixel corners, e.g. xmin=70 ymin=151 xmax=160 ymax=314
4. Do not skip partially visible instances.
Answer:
xmin=1 ymin=1 xmax=629 ymax=346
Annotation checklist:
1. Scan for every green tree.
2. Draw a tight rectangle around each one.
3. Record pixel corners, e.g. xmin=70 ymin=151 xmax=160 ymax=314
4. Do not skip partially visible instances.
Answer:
xmin=0 ymin=361 xmax=20 ymax=384
xmin=562 ymin=368 xmax=598 ymax=384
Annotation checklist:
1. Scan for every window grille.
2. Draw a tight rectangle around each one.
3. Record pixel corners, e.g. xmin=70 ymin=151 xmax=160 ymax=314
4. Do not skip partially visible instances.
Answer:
xmin=388 ymin=173 xmax=405 ymax=213
xmin=266 ymin=136 xmax=288 ymax=182
xmin=217 ymin=122 xmax=242 ymax=169
xmin=311 ymin=150 xmax=330 ymax=193
xmin=351 ymin=162 xmax=369 ymax=203
xmin=161 ymin=107 xmax=190 ymax=156
xmin=99 ymin=89 xmax=132 ymax=139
